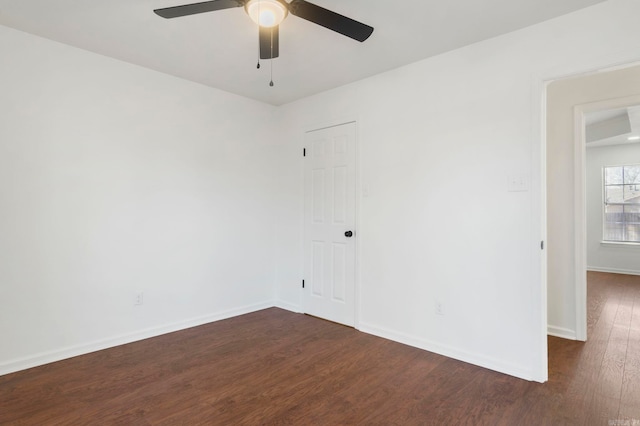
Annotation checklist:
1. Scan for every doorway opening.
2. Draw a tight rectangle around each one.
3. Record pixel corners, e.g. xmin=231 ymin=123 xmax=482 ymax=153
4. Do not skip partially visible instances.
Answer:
xmin=545 ymin=65 xmax=640 ymax=346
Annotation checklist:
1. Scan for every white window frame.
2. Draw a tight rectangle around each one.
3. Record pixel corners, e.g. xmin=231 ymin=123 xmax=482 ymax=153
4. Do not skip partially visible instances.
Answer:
xmin=602 ymin=163 xmax=640 ymax=244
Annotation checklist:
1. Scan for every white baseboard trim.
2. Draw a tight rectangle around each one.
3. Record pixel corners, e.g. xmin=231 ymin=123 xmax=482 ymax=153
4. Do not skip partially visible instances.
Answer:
xmin=587 ymin=266 xmax=640 ymax=277
xmin=0 ymin=301 xmax=274 ymax=377
xmin=274 ymin=300 xmax=302 ymax=313
xmin=358 ymin=321 xmax=537 ymax=382
xmin=547 ymin=325 xmax=577 ymax=340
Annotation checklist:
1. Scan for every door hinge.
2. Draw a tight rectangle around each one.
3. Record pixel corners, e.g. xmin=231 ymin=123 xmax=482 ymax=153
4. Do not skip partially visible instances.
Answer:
xmin=302 ymin=279 xmax=305 ymax=288
xmin=541 ymin=241 xmax=544 ymax=250
xmin=303 ymin=148 xmax=306 ymax=157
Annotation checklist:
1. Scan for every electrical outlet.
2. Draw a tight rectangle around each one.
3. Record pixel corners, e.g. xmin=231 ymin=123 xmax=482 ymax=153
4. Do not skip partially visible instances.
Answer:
xmin=435 ymin=301 xmax=444 ymax=316
xmin=134 ymin=292 xmax=144 ymax=306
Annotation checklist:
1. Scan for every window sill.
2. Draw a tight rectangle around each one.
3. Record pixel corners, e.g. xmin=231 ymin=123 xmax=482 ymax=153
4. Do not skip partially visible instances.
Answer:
xmin=600 ymin=241 xmax=640 ymax=248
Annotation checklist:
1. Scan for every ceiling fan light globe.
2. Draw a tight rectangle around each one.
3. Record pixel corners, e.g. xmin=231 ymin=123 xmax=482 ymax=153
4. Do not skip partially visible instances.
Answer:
xmin=260 ymin=10 xmax=276 ymax=26
xmin=245 ymin=0 xmax=288 ymax=28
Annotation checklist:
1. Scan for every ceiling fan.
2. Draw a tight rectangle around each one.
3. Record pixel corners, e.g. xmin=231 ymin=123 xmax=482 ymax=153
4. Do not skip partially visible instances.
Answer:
xmin=154 ymin=0 xmax=374 ymax=64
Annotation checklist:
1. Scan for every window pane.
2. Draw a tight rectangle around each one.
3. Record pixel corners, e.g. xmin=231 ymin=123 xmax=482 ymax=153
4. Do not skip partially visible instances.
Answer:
xmin=628 ymin=224 xmax=640 ymax=242
xmin=623 ymin=165 xmax=640 ymax=184
xmin=605 ymin=204 xmax=624 ymax=213
xmin=605 ymin=166 xmax=623 ymax=184
xmin=624 ymin=184 xmax=640 ymax=203
xmin=625 ymin=204 xmax=640 ymax=213
xmin=604 ymin=221 xmax=640 ymax=242
xmin=605 ymin=186 xmax=624 ymax=203
xmin=604 ymin=223 xmax=625 ymax=241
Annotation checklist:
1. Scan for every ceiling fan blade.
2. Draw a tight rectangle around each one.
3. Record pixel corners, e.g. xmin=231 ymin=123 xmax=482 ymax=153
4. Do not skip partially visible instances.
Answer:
xmin=259 ymin=26 xmax=280 ymax=59
xmin=288 ymin=0 xmax=373 ymax=42
xmin=154 ymin=0 xmax=243 ymax=19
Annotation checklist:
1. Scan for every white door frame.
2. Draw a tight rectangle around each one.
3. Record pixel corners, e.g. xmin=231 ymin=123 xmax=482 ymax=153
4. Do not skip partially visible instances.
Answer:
xmin=301 ymin=118 xmax=360 ymax=329
xmin=573 ymin=93 xmax=640 ymax=341
xmin=534 ymin=53 xmax=640 ymax=383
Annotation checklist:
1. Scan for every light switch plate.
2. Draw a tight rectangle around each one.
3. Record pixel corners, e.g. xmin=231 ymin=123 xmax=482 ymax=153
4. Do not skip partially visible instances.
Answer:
xmin=508 ymin=174 xmax=529 ymax=192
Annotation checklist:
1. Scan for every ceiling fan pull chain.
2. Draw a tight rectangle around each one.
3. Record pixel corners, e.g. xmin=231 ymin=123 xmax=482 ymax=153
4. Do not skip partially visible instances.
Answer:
xmin=269 ymin=27 xmax=274 ymax=87
xmin=257 ymin=1 xmax=261 ymax=69
xmin=269 ymin=61 xmax=274 ymax=87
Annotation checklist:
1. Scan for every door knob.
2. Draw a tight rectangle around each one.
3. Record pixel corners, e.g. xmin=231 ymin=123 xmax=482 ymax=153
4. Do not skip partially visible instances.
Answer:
xmin=345 ymin=230 xmax=353 ymax=238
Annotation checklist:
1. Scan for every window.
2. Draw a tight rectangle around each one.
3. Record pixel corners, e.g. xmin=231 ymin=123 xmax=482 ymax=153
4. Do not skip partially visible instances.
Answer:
xmin=603 ymin=164 xmax=640 ymax=243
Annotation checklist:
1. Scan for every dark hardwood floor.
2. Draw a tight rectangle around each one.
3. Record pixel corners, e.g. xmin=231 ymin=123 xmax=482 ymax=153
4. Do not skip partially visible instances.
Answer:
xmin=1 ymin=271 xmax=639 ymax=425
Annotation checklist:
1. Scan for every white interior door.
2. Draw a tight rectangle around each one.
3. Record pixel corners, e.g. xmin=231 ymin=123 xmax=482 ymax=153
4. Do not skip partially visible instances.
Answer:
xmin=303 ymin=122 xmax=356 ymax=327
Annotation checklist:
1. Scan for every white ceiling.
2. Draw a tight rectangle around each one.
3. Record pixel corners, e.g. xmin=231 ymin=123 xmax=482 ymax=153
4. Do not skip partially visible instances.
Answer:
xmin=0 ymin=0 xmax=605 ymax=105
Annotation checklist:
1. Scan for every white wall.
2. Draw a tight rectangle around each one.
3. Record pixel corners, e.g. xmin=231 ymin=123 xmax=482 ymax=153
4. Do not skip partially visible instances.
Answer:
xmin=0 ymin=25 xmax=280 ymax=375
xmin=274 ymin=0 xmax=640 ymax=381
xmin=586 ymin=143 xmax=640 ymax=275
xmin=547 ymin=65 xmax=640 ymax=340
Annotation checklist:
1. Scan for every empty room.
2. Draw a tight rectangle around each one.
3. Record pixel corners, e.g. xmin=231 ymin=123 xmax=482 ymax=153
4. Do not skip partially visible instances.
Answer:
xmin=1 ymin=0 xmax=640 ymax=424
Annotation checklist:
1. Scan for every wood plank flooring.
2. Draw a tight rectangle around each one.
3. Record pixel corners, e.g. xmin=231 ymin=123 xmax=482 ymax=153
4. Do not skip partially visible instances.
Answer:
xmin=1 ymin=271 xmax=639 ymax=425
